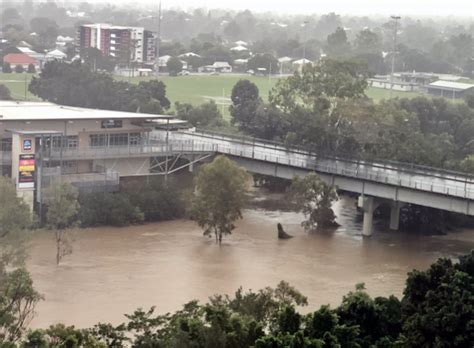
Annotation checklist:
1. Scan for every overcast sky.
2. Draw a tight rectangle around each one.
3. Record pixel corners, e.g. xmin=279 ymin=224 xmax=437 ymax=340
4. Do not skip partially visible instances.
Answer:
xmin=134 ymin=0 xmax=474 ymax=17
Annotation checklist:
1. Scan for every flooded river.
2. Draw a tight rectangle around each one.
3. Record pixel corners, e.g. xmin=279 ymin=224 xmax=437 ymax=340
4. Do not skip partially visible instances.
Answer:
xmin=27 ymin=196 xmax=474 ymax=328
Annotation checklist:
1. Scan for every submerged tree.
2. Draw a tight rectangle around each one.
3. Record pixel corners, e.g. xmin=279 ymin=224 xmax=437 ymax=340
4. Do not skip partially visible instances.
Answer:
xmin=288 ymin=173 xmax=339 ymax=230
xmin=192 ymin=155 xmax=249 ymax=244
xmin=45 ymin=182 xmax=79 ymax=265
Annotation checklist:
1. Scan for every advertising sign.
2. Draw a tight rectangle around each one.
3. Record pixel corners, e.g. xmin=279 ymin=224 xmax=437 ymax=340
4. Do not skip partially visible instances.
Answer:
xmin=23 ymin=139 xmax=32 ymax=151
xmin=18 ymin=154 xmax=35 ymax=189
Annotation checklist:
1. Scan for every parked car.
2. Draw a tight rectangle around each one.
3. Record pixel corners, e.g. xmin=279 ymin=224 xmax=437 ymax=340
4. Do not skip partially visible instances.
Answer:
xmin=178 ymin=70 xmax=190 ymax=76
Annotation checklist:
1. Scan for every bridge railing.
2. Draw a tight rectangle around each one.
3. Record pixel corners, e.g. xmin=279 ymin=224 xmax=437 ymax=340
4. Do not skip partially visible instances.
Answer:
xmin=210 ymin=141 xmax=474 ymax=200
xmin=186 ymin=129 xmax=474 ymax=184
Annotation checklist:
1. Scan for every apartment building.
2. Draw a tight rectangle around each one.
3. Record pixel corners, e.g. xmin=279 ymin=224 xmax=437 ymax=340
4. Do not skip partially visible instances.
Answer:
xmin=77 ymin=24 xmax=157 ymax=65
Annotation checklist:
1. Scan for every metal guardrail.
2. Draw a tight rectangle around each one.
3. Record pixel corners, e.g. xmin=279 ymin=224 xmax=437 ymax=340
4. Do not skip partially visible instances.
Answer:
xmin=188 ymin=129 xmax=474 ymax=183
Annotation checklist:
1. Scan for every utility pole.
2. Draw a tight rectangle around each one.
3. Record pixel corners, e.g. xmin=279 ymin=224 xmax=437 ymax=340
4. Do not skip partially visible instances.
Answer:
xmin=390 ymin=15 xmax=401 ymax=98
xmin=155 ymin=1 xmax=162 ymax=78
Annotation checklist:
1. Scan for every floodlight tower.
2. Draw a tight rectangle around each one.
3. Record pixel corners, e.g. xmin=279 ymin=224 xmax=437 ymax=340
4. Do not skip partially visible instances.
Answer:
xmin=155 ymin=1 xmax=162 ymax=78
xmin=390 ymin=15 xmax=401 ymax=97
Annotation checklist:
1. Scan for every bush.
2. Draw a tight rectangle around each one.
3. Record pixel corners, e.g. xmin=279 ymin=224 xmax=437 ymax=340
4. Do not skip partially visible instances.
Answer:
xmin=0 ymin=84 xmax=12 ymax=100
xmin=78 ymin=192 xmax=144 ymax=227
xmin=14 ymin=65 xmax=24 ymax=73
xmin=27 ymin=64 xmax=36 ymax=73
xmin=2 ymin=62 xmax=12 ymax=73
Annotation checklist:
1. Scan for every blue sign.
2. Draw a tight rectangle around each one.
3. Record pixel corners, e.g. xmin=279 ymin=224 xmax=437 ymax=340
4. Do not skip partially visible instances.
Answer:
xmin=23 ymin=139 xmax=32 ymax=151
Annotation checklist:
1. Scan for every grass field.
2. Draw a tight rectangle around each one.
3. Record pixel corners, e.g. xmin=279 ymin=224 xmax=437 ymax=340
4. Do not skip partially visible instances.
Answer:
xmin=0 ymin=73 xmax=39 ymax=101
xmin=1 ymin=72 xmax=426 ymax=113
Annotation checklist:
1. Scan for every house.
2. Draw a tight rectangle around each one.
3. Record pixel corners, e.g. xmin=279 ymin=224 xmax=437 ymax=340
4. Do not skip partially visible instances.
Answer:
xmin=292 ymin=58 xmax=312 ymax=71
xmin=368 ymin=78 xmax=417 ymax=92
xmin=157 ymin=55 xmax=171 ymax=67
xmin=178 ymin=52 xmax=201 ymax=58
xmin=17 ymin=46 xmax=46 ymax=67
xmin=46 ymin=49 xmax=67 ymax=61
xmin=230 ymin=45 xmax=248 ymax=52
xmin=3 ymin=53 xmax=39 ymax=71
xmin=235 ymin=40 xmax=248 ymax=46
xmin=426 ymin=81 xmax=474 ymax=99
xmin=200 ymin=61 xmax=233 ymax=73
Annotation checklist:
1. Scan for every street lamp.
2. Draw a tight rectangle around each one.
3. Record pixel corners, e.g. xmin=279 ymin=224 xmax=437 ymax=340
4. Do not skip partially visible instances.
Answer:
xmin=302 ymin=20 xmax=309 ymax=67
xmin=155 ymin=1 xmax=162 ymax=78
xmin=390 ymin=15 xmax=401 ymax=97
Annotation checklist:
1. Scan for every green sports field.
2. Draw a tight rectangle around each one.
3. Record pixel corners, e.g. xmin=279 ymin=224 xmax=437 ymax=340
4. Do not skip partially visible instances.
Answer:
xmin=0 ymin=73 xmax=39 ymax=101
xmin=1 ymin=72 xmax=425 ymax=111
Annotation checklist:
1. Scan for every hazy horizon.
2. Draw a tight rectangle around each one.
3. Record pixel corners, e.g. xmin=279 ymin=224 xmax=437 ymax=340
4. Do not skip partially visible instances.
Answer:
xmin=2 ymin=0 xmax=470 ymax=18
xmin=87 ymin=0 xmax=472 ymax=18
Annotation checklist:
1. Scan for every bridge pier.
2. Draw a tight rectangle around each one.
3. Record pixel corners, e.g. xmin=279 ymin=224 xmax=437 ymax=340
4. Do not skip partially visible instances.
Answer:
xmin=389 ymin=202 xmax=401 ymax=231
xmin=359 ymin=196 xmax=380 ymax=237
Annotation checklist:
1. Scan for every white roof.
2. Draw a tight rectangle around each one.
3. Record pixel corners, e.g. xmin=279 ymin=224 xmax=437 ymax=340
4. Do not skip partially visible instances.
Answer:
xmin=17 ymin=47 xmax=37 ymax=54
xmin=293 ymin=58 xmax=312 ymax=65
xmin=235 ymin=40 xmax=248 ymax=46
xmin=46 ymin=49 xmax=67 ymax=58
xmin=178 ymin=52 xmax=201 ymax=58
xmin=212 ymin=61 xmax=231 ymax=68
xmin=234 ymin=58 xmax=248 ymax=64
xmin=0 ymin=101 xmax=172 ymax=121
xmin=230 ymin=45 xmax=248 ymax=51
xmin=428 ymin=81 xmax=474 ymax=91
xmin=278 ymin=56 xmax=293 ymax=63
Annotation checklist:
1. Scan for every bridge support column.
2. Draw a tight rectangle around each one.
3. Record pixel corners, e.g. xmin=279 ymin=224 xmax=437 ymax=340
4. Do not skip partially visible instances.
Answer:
xmin=389 ymin=202 xmax=401 ymax=231
xmin=358 ymin=196 xmax=380 ymax=237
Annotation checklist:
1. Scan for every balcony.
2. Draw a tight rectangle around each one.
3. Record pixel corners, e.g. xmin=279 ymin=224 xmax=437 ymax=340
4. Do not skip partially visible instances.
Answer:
xmin=41 ymin=168 xmax=120 ymax=193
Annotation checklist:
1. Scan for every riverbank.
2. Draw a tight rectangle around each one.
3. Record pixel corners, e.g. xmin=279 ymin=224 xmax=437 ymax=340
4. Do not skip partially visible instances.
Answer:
xmin=26 ymin=197 xmax=474 ymax=328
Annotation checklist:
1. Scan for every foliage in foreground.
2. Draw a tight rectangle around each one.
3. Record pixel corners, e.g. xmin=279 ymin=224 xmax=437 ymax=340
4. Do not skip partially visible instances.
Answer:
xmin=1 ymin=251 xmax=472 ymax=347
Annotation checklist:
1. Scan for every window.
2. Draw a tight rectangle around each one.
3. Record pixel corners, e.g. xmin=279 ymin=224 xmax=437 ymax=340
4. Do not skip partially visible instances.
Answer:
xmin=109 ymin=133 xmax=129 ymax=146
xmin=129 ymin=133 xmax=141 ymax=146
xmin=90 ymin=134 xmax=107 ymax=147
xmin=1 ymin=138 xmax=12 ymax=151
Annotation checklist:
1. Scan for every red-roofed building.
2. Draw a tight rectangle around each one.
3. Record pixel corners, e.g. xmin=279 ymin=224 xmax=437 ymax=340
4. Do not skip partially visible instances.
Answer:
xmin=3 ymin=53 xmax=40 ymax=71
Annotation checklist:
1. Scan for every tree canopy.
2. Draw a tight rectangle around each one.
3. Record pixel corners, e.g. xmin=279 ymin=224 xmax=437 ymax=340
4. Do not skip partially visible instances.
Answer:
xmin=192 ymin=155 xmax=249 ymax=244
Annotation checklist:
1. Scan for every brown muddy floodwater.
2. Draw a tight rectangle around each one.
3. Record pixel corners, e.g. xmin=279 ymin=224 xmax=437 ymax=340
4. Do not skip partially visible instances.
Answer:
xmin=27 ymin=196 xmax=474 ymax=328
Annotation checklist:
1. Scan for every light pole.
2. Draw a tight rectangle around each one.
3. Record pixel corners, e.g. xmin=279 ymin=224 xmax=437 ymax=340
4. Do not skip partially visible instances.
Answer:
xmin=390 ymin=15 xmax=401 ymax=98
xmin=155 ymin=1 xmax=162 ymax=78
xmin=302 ymin=20 xmax=309 ymax=68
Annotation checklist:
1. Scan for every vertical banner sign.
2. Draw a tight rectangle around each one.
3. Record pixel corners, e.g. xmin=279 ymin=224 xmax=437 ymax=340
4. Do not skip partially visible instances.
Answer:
xmin=18 ymin=154 xmax=36 ymax=189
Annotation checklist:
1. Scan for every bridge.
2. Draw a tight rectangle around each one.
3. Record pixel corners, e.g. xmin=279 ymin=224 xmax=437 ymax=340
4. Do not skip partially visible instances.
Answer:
xmin=43 ymin=129 xmax=474 ymax=237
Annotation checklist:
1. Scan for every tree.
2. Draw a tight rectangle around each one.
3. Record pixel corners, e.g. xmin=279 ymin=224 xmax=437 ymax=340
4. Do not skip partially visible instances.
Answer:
xmin=192 ymin=156 xmax=249 ymax=244
xmin=45 ymin=182 xmax=79 ymax=265
xmin=27 ymin=63 xmax=35 ymax=74
xmin=230 ymin=79 xmax=261 ymax=133
xmin=2 ymin=62 xmax=12 ymax=73
xmin=29 ymin=17 xmax=59 ymax=49
xmin=401 ymin=251 xmax=474 ymax=347
xmin=247 ymin=54 xmax=278 ymax=75
xmin=14 ymin=65 xmax=24 ymax=73
xmin=288 ymin=173 xmax=339 ymax=230
xmin=0 ymin=177 xmax=31 ymax=268
xmin=0 ymin=84 xmax=13 ymax=100
xmin=326 ymin=27 xmax=351 ymax=58
xmin=166 ymin=56 xmax=183 ymax=76
xmin=29 ymin=61 xmax=170 ymax=113
xmin=460 ymin=155 xmax=474 ymax=173
xmin=0 ymin=178 xmax=39 ymax=344
xmin=354 ymin=29 xmax=382 ymax=55
xmin=175 ymin=101 xmax=225 ymax=128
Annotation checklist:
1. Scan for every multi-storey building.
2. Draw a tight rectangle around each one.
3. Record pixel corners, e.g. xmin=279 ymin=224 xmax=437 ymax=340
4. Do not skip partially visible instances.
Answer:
xmin=77 ymin=24 xmax=156 ymax=65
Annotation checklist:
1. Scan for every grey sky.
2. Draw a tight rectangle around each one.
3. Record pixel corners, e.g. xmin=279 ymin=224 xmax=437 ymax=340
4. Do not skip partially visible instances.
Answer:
xmin=135 ymin=0 xmax=473 ymax=17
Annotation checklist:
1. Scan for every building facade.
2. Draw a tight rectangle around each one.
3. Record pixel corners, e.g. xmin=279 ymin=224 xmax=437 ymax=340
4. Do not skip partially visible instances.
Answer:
xmin=0 ymin=101 xmax=176 ymax=211
xmin=77 ymin=24 xmax=156 ymax=65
